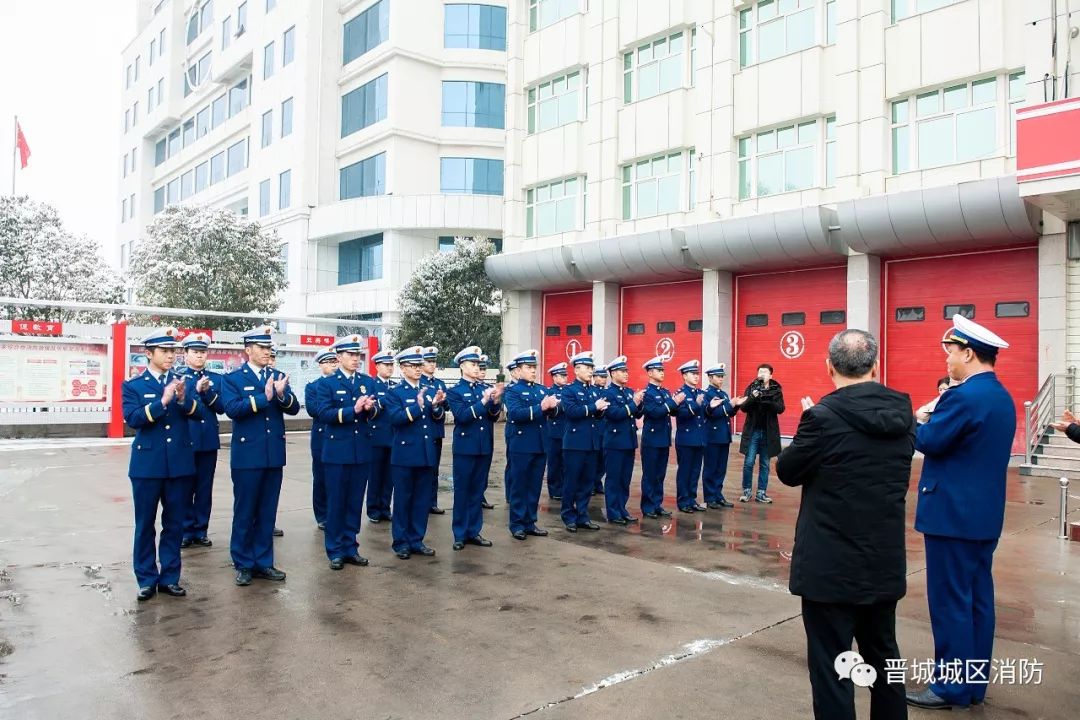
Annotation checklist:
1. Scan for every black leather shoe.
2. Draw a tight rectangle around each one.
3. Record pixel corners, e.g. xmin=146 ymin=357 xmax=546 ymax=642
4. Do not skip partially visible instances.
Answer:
xmin=253 ymin=566 xmax=286 ymax=581
xmin=707 ymin=500 xmax=734 ymax=509
xmin=159 ymin=583 xmax=186 ymax=597
xmin=524 ymin=528 xmax=548 ymax=537
xmin=180 ymin=538 xmax=193 ymax=549
xmin=136 ymin=585 xmax=156 ymax=601
xmin=580 ymin=521 xmax=600 ymax=530
xmin=481 ymin=501 xmax=495 ymax=509
xmin=564 ymin=524 xmax=578 ymax=532
xmin=342 ymin=554 xmax=369 ymax=566
xmin=658 ymin=508 xmax=673 ymax=517
xmin=414 ymin=545 xmax=436 ymax=556
xmin=467 ymin=535 xmax=494 ymax=546
xmin=192 ymin=536 xmax=213 ymax=547
xmin=679 ymin=506 xmax=696 ymax=513
xmin=692 ymin=503 xmax=708 ymax=512
xmin=906 ymin=688 xmax=963 ymax=710
xmin=317 ymin=521 xmax=326 ymax=530
xmin=608 ymin=517 xmax=628 ymax=526
xmin=643 ymin=511 xmax=660 ymax=519
xmin=235 ymin=568 xmax=252 ymax=586
xmin=429 ymin=507 xmax=446 ymax=515
xmin=329 ymin=558 xmax=345 ymax=571
xmin=452 ymin=541 xmax=466 ymax=551
xmin=625 ymin=516 xmax=639 ymax=523
xmin=273 ymin=527 xmax=284 ymax=537
xmin=395 ymin=550 xmax=411 ymax=559
xmin=367 ymin=516 xmax=380 ymax=524
xmin=512 ymin=530 xmax=527 ymax=540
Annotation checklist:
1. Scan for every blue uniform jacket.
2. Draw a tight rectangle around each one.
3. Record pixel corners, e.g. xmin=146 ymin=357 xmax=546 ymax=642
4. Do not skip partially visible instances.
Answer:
xmin=178 ymin=367 xmax=224 ymax=452
xmin=641 ymin=383 xmax=678 ymax=448
xmin=447 ymin=378 xmax=501 ymax=455
xmin=561 ymin=379 xmax=604 ymax=451
xmin=675 ymin=384 xmax=707 ymax=447
xmin=703 ymin=386 xmax=735 ymax=444
xmin=311 ymin=370 xmax=378 ymax=465
xmin=304 ymin=380 xmax=326 ymax=454
xmin=383 ymin=380 xmax=444 ymax=467
xmin=504 ymin=379 xmax=551 ymax=454
xmin=544 ymin=383 xmax=567 ymax=440
xmin=914 ymin=372 xmax=1016 ymax=540
xmin=420 ymin=374 xmax=448 ymax=439
xmin=601 ymin=384 xmax=641 ymax=450
xmin=122 ymin=370 xmax=198 ymax=478
xmin=367 ymin=375 xmax=395 ymax=448
xmin=221 ymin=364 xmax=300 ymax=470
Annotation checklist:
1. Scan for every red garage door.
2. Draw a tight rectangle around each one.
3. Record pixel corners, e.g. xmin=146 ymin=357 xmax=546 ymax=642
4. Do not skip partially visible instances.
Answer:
xmin=885 ymin=248 xmax=1038 ymax=452
xmin=735 ymin=267 xmax=848 ymax=436
xmin=620 ymin=281 xmax=704 ymax=388
xmin=542 ymin=291 xmax=592 ymax=371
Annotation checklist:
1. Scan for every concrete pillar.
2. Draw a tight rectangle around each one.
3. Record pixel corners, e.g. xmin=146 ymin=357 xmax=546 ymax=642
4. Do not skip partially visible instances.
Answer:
xmin=500 ymin=289 xmax=542 ymax=370
xmin=591 ymin=281 xmax=620 ymax=364
xmin=1039 ymin=219 xmax=1068 ymax=382
xmin=702 ymin=269 xmax=733 ymax=369
xmin=846 ymin=253 xmax=881 ymax=338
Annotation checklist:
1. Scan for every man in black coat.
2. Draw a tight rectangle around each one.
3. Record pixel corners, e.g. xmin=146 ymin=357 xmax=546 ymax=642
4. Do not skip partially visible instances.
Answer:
xmin=777 ymin=329 xmax=913 ymax=720
xmin=1051 ymin=409 xmax=1080 ymax=442
xmin=738 ymin=364 xmax=784 ymax=503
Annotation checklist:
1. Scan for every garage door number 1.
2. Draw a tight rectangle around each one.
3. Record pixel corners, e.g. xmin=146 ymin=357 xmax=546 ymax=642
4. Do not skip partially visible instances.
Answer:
xmin=780 ymin=331 xmax=805 ymax=360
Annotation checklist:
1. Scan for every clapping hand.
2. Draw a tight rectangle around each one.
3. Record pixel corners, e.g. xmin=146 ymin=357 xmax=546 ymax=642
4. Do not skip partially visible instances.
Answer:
xmin=273 ymin=373 xmax=290 ymax=399
xmin=161 ymin=379 xmax=179 ymax=405
xmin=196 ymin=375 xmax=211 ymax=393
xmin=731 ymin=396 xmax=747 ymax=407
xmin=672 ymin=391 xmax=687 ymax=404
xmin=354 ymin=395 xmax=375 ymax=413
xmin=800 ymin=396 xmax=815 ymax=412
xmin=696 ymin=394 xmax=705 ymax=406
xmin=709 ymin=397 xmax=722 ymax=408
xmin=482 ymin=387 xmax=494 ymax=404
xmin=416 ymin=389 xmax=427 ymax=409
xmin=264 ymin=376 xmax=275 ymax=401
xmin=633 ymin=390 xmax=645 ymax=406
xmin=433 ymin=388 xmax=446 ymax=405
xmin=491 ymin=382 xmax=505 ymax=402
xmin=1051 ymin=409 xmax=1078 ymax=432
xmin=174 ymin=378 xmax=186 ymax=404
xmin=540 ymin=394 xmax=559 ymax=411
xmin=595 ymin=398 xmax=610 ymax=412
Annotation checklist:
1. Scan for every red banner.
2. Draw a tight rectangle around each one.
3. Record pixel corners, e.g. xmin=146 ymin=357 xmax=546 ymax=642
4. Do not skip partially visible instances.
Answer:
xmin=12 ymin=320 xmax=63 ymax=336
xmin=175 ymin=327 xmax=213 ymax=340
xmin=300 ymin=334 xmax=335 ymax=347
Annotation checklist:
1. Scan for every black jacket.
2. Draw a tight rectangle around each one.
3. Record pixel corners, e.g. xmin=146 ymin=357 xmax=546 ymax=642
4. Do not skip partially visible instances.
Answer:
xmin=738 ymin=379 xmax=785 ymax=457
xmin=776 ymin=382 xmax=915 ymax=604
xmin=1067 ymin=423 xmax=1080 ymax=444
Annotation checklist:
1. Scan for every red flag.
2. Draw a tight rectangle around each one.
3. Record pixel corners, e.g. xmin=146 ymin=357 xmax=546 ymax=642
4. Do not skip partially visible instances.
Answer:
xmin=15 ymin=121 xmax=30 ymax=169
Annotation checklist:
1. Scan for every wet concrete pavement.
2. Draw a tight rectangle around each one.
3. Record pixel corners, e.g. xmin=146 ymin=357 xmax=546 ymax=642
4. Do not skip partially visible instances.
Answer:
xmin=1 ymin=435 xmax=1079 ymax=719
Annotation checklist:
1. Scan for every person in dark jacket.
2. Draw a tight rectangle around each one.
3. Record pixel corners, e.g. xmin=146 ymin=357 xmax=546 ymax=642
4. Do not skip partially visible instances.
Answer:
xmin=777 ymin=329 xmax=913 ymax=720
xmin=738 ymin=364 xmax=784 ymax=503
xmin=1050 ymin=409 xmax=1080 ymax=442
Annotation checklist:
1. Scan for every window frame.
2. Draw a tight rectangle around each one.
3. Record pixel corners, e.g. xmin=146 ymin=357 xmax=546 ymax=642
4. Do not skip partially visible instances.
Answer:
xmin=623 ymin=29 xmax=694 ymax=104
xmin=439 ymin=157 xmax=505 ymax=196
xmin=527 ymin=69 xmax=584 ymax=134
xmin=281 ymin=97 xmax=294 ymax=137
xmin=279 ymin=169 xmax=292 ymax=210
xmin=444 ymin=3 xmax=507 ymax=50
xmin=339 ymin=152 xmax=387 ymax=200
xmin=529 ymin=0 xmax=579 ymax=33
xmin=526 ymin=176 xmax=587 ymax=238
xmin=343 ymin=0 xmax=389 ymax=65
xmin=341 ymin=73 xmax=389 ymax=138
xmin=261 ymin=109 xmax=273 ymax=148
xmin=891 ymin=0 xmax=960 ymax=24
xmin=738 ymin=0 xmax=832 ymax=68
xmin=283 ymin=26 xmax=295 ymax=66
xmin=621 ymin=148 xmax=695 ymax=220
xmin=737 ymin=115 xmax=834 ymax=200
xmin=338 ymin=232 xmax=384 ymax=284
xmin=441 ymin=80 xmax=506 ymax=129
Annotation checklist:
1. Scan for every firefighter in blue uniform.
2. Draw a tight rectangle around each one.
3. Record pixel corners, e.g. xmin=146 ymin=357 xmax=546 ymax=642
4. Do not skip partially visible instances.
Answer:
xmin=502 ymin=359 xmax=522 ymax=504
xmin=640 ymin=356 xmax=684 ymax=518
xmin=477 ymin=353 xmax=496 ymax=510
xmin=221 ymin=325 xmax=299 ymax=586
xmin=177 ymin=332 xmax=224 ymax=549
xmin=305 ymin=350 xmax=338 ymax=530
xmin=420 ymin=346 xmax=449 ymax=515
xmin=268 ymin=345 xmax=284 ymax=538
xmin=906 ymin=315 xmax=1016 ymax=711
xmin=310 ymin=335 xmax=377 ymax=571
xmin=590 ymin=365 xmax=609 ymax=495
xmin=600 ymin=356 xmax=644 ymax=525
xmin=446 ymin=345 xmax=502 ymax=550
xmin=674 ymin=360 xmax=709 ymax=513
xmin=366 ymin=349 xmax=396 ymax=523
xmin=544 ymin=362 xmax=569 ymax=500
xmin=702 ymin=363 xmax=737 ymax=508
xmin=122 ymin=327 xmax=198 ymax=601
xmin=560 ymin=351 xmax=607 ymax=532
xmin=383 ymin=346 xmax=445 ymax=559
xmin=503 ymin=349 xmax=559 ymax=540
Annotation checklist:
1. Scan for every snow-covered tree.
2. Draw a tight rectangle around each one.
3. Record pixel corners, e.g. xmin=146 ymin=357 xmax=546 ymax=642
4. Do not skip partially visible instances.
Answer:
xmin=129 ymin=205 xmax=286 ymax=331
xmin=0 ymin=195 xmax=123 ymax=322
xmin=392 ymin=237 xmax=502 ymax=366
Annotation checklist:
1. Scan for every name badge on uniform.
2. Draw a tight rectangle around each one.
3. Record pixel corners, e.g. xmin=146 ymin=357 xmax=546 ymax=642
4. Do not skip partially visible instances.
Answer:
xmin=377 ymin=392 xmax=385 ymax=396
xmin=143 ymin=393 xmax=155 ymax=398
xmin=244 ymin=386 xmax=255 ymax=391
xmin=336 ymin=390 xmax=347 ymax=394
xmin=464 ymin=393 xmax=473 ymax=398
xmin=406 ymin=399 xmax=415 ymax=404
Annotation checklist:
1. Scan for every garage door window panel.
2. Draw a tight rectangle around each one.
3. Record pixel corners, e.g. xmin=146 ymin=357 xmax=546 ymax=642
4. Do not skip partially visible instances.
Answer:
xmin=781 ymin=312 xmax=805 ymax=326
xmin=944 ymin=304 xmax=975 ymax=319
xmin=746 ymin=314 xmax=769 ymax=327
xmin=996 ymin=302 xmax=1030 ymax=318
xmin=896 ymin=306 xmax=925 ymax=322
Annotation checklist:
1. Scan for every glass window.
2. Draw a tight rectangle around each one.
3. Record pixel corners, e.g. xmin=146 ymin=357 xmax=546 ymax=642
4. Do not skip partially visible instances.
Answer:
xmin=892 ymin=0 xmax=960 ymax=23
xmin=339 ymin=152 xmax=387 ymax=199
xmin=237 ymin=1 xmax=247 ymax=32
xmin=279 ymin=169 xmax=291 ymax=209
xmin=187 ymin=12 xmax=199 ymax=44
xmin=159 ymin=27 xmax=166 ymax=55
xmin=627 ymin=323 xmax=645 ymax=335
xmin=1009 ymin=71 xmax=1026 ymax=153
xmin=182 ymin=118 xmax=195 ymax=147
xmin=440 ymin=158 xmax=504 ymax=195
xmin=622 ymin=149 xmax=693 ymax=219
xmin=157 ymin=77 xmax=165 ymax=104
xmin=166 ymin=177 xmax=180 ymax=205
xmin=566 ymin=325 xmax=582 ymax=336
xmin=688 ymin=319 xmax=703 ymax=332
xmin=338 ymin=233 xmax=384 ymax=284
xmin=261 ymin=110 xmax=273 ymax=148
xmin=656 ymin=321 xmax=676 ymax=333
xmin=781 ymin=312 xmax=806 ymax=326
xmin=229 ymin=78 xmax=249 ymax=116
xmin=121 ymin=198 xmax=127 ymax=223
xmin=740 ymin=0 xmax=818 ymax=67
xmin=438 ymin=236 xmax=457 ymax=253
xmin=211 ymin=93 xmax=227 ymax=127
xmin=527 ymin=70 xmax=581 ymax=133
xmin=283 ymin=26 xmax=295 ymax=66
xmin=155 ymin=138 xmax=167 ymax=166
xmin=180 ymin=170 xmax=194 ymax=200
xmin=222 ymin=15 xmax=232 ymax=49
xmin=737 ymin=116 xmax=831 ymax=200
xmin=154 ymin=186 xmax=165 ymax=213
xmin=442 ymin=81 xmax=505 ymax=128
xmin=944 ymin=304 xmax=975 ymax=319
xmin=167 ymin=127 xmax=181 ymax=157
xmin=266 ymin=0 xmax=276 ymax=11
xmin=995 ymin=301 xmax=1029 ymax=318
xmin=195 ymin=161 xmax=209 ymax=193
xmin=281 ymin=97 xmax=294 ymax=137
xmin=263 ymin=41 xmax=275 ymax=79
xmin=210 ymin=151 xmax=225 ymax=184
xmin=198 ymin=52 xmax=212 ymax=85
xmin=148 ymin=86 xmax=155 ymax=112
xmin=895 ymin=306 xmax=925 ymax=322
xmin=341 ymin=73 xmax=389 ymax=137
xmin=526 ymin=177 xmax=584 ymax=237
xmin=150 ymin=38 xmax=157 ymax=64
xmin=196 ymin=106 xmax=210 ymax=137
xmin=746 ymin=314 xmax=769 ymax=327
xmin=259 ymin=179 xmax=271 ymax=216
xmin=226 ymin=138 xmax=248 ymax=176
xmin=200 ymin=0 xmax=213 ymax=31
xmin=343 ymin=0 xmax=390 ymax=65
xmin=623 ymin=30 xmax=688 ymax=103
xmin=529 ymin=0 xmax=578 ymax=32
xmin=545 ymin=326 xmax=561 ymax=337
xmin=820 ymin=310 xmax=846 ymax=324
xmin=445 ymin=4 xmax=507 ymax=50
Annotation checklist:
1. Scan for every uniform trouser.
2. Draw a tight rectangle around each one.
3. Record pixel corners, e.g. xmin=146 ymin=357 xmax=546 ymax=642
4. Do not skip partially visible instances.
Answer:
xmin=801 ymin=597 xmax=907 ymax=720
xmin=544 ymin=435 xmax=564 ymax=498
xmin=593 ymin=446 xmax=606 ymax=492
xmin=230 ymin=467 xmax=283 ymax=571
xmin=675 ymin=445 xmax=705 ymax=509
xmin=429 ymin=438 xmax=444 ymax=508
xmin=603 ymin=448 xmax=635 ymax=520
xmin=503 ymin=440 xmax=513 ymax=502
xmin=323 ymin=462 xmax=369 ymax=560
xmin=452 ymin=453 xmax=489 ymax=541
xmin=925 ymin=534 xmax=998 ymax=706
xmin=391 ymin=464 xmax=435 ymax=552
xmin=702 ymin=442 xmax=731 ymax=503
xmin=507 ymin=452 xmax=545 ymax=534
xmin=131 ymin=475 xmax=193 ymax=588
xmin=183 ymin=450 xmax=217 ymax=539
xmin=639 ymin=446 xmax=670 ymax=514
xmin=311 ymin=452 xmax=327 ymax=525
xmin=478 ymin=452 xmax=493 ymax=505
xmin=560 ymin=449 xmax=597 ymax=526
xmin=366 ymin=444 xmax=393 ymax=520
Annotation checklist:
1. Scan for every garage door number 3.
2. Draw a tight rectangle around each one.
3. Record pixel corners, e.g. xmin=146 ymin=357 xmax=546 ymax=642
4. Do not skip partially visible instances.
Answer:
xmin=780 ymin=331 xmax=805 ymax=360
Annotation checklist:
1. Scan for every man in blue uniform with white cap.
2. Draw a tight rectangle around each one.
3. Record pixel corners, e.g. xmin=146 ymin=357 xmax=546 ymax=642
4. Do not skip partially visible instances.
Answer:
xmin=702 ymin=364 xmax=737 ymax=508
xmin=590 ymin=365 xmax=609 ymax=495
xmin=560 ymin=351 xmax=607 ymax=532
xmin=122 ymin=327 xmax=198 ymax=601
xmin=305 ymin=350 xmax=339 ymax=530
xmin=906 ymin=314 xmax=1016 ymax=711
xmin=544 ymin=362 xmax=569 ymax=500
xmin=674 ymin=359 xmax=709 ymax=513
xmin=600 ymin=356 xmax=644 ymax=524
xmin=446 ymin=346 xmax=502 ymax=550
xmin=640 ymin=356 xmax=686 ymax=518
xmin=504 ymin=349 xmax=560 ymax=540
xmin=477 ymin=353 xmax=496 ymax=510
xmin=221 ymin=325 xmax=299 ymax=586
xmin=366 ymin=349 xmax=396 ymax=523
xmin=310 ymin=335 xmax=378 ymax=571
xmin=177 ymin=332 xmax=225 ymax=549
xmin=420 ymin=346 xmax=449 ymax=515
xmin=382 ymin=346 xmax=445 ymax=558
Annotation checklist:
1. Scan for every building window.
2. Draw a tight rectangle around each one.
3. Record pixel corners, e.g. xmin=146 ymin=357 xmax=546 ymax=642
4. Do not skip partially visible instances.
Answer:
xmin=528 ymin=70 xmax=582 ymax=133
xmin=180 ymin=170 xmax=194 ymax=200
xmin=195 ymin=161 xmax=209 ymax=193
xmin=281 ymin=97 xmax=294 ymax=137
xmin=131 ymin=146 xmax=137 ymax=171
xmin=943 ymin=304 xmax=975 ymax=319
xmin=222 ymin=15 xmax=232 ymax=49
xmin=283 ymin=26 xmax=295 ymax=66
xmin=196 ymin=106 xmax=210 ymax=138
xmin=891 ymin=0 xmax=959 ymax=23
xmin=343 ymin=0 xmax=389 ymax=65
xmin=526 ymin=177 xmax=585 ymax=237
xmin=159 ymin=27 xmax=166 ymax=55
xmin=124 ymin=109 xmax=130 ymax=134
xmin=129 ymin=194 xmax=136 ymax=219
xmin=781 ymin=312 xmax=806 ymax=326
xmin=166 ymin=177 xmax=180 ymax=205
xmin=339 ymin=152 xmax=387 ymax=199
xmin=122 ymin=153 xmax=129 ymax=178
xmin=737 ymin=116 xmax=834 ymax=200
xmin=155 ymin=139 xmax=166 ymax=166
xmin=442 ymin=81 xmax=505 ymax=128
xmin=226 ymin=138 xmax=248 ymax=176
xmin=995 ymin=301 xmax=1029 ymax=318
xmin=121 ymin=198 xmax=128 ymax=223
xmin=167 ymin=127 xmax=181 ymax=157
xmin=529 ymin=0 xmax=578 ymax=32
xmin=820 ymin=310 xmax=845 ymax=324
xmin=150 ymin=38 xmax=157 ymax=64
xmin=739 ymin=0 xmax=824 ymax=68
xmin=133 ymin=101 xmax=139 ymax=126
xmin=259 ymin=179 xmax=271 ymax=216
xmin=1009 ymin=71 xmax=1025 ymax=154
xmin=338 ymin=233 xmax=384 ymax=284
xmin=263 ymin=41 xmax=275 ymax=79
xmin=237 ymin=1 xmax=247 ymax=33
xmin=125 ymin=64 xmax=132 ymax=90
xmin=622 ymin=149 xmax=695 ymax=219
xmin=182 ymin=118 xmax=195 ymax=148
xmin=229 ymin=77 xmax=250 ymax=117
xmin=279 ymin=169 xmax=291 ymax=209
xmin=157 ymin=77 xmax=165 ymax=105
xmin=438 ymin=236 xmax=504 ymax=253
xmin=188 ymin=0 xmax=213 ymax=44
xmin=445 ymin=4 xmax=507 ymax=50
xmin=341 ymin=73 xmax=389 ymax=137
xmin=746 ymin=314 xmax=769 ymax=327
xmin=210 ymin=93 xmax=226 ymax=128
xmin=154 ymin=186 xmax=165 ymax=214
xmin=266 ymin=0 xmax=276 ymax=12
xmin=134 ymin=55 xmax=141 ymax=82
xmin=440 ymin=158 xmax=504 ymax=195
xmin=210 ymin=151 xmax=225 ymax=184
xmin=895 ymin=306 xmax=925 ymax=322
xmin=825 ymin=0 xmax=837 ymax=44
xmin=148 ymin=86 xmax=155 ymax=112
xmin=261 ymin=110 xmax=273 ymax=148
xmin=623 ymin=30 xmax=693 ymax=103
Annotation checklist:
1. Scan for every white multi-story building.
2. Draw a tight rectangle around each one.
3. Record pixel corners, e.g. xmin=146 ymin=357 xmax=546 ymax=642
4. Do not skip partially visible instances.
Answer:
xmin=117 ymin=0 xmax=507 ymax=327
